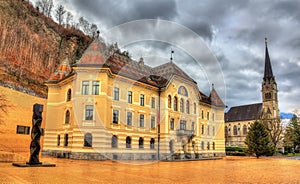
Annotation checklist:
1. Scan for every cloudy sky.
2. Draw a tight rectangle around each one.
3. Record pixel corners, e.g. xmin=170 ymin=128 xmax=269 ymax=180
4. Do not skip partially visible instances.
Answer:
xmin=31 ymin=0 xmax=300 ymax=115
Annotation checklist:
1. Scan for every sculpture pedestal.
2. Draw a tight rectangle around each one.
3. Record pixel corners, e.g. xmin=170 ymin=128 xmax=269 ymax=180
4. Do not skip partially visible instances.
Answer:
xmin=12 ymin=162 xmax=56 ymax=167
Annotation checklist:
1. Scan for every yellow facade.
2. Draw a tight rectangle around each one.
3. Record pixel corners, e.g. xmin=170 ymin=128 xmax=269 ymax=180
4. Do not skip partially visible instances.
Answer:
xmin=43 ymin=39 xmax=226 ymax=160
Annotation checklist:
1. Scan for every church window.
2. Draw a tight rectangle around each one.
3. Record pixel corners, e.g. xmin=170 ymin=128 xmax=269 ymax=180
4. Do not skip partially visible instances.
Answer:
xmin=233 ymin=125 xmax=237 ymax=135
xmin=243 ymin=125 xmax=247 ymax=135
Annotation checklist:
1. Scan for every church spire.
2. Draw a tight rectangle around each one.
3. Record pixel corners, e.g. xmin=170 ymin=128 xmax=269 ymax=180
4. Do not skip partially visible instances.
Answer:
xmin=264 ymin=38 xmax=274 ymax=80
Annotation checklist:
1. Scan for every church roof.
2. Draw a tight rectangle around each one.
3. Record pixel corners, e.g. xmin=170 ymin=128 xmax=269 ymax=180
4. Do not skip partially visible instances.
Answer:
xmin=264 ymin=38 xmax=274 ymax=80
xmin=47 ymin=57 xmax=72 ymax=82
xmin=225 ymin=103 xmax=262 ymax=122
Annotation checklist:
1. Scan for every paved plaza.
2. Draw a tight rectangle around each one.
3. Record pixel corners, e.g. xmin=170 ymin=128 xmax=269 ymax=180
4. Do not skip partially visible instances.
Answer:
xmin=1 ymin=156 xmax=300 ymax=183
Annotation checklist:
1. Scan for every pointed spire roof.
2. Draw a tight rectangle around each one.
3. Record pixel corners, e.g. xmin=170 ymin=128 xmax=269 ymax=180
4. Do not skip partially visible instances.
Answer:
xmin=209 ymin=84 xmax=225 ymax=107
xmin=264 ymin=38 xmax=274 ymax=80
xmin=76 ymin=34 xmax=108 ymax=66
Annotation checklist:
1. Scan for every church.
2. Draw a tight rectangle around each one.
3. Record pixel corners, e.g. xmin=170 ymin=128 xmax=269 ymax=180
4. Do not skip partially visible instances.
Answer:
xmin=225 ymin=39 xmax=280 ymax=147
xmin=42 ymin=35 xmax=226 ymax=160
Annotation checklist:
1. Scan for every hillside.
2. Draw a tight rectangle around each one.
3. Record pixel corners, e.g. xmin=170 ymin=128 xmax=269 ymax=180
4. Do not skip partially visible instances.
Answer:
xmin=0 ymin=0 xmax=92 ymax=97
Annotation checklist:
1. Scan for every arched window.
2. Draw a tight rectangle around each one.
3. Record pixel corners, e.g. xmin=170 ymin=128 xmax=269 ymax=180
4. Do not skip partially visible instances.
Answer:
xmin=193 ymin=103 xmax=196 ymax=114
xmin=126 ymin=136 xmax=131 ymax=148
xmin=168 ymin=95 xmax=172 ymax=108
xmin=150 ymin=138 xmax=155 ymax=149
xmin=66 ymin=89 xmax=71 ymax=101
xmin=186 ymin=100 xmax=190 ymax=114
xmin=243 ymin=125 xmax=247 ymax=135
xmin=65 ymin=110 xmax=70 ymax=124
xmin=139 ymin=137 xmax=144 ymax=149
xmin=233 ymin=125 xmax=237 ymax=135
xmin=180 ymin=98 xmax=184 ymax=113
xmin=173 ymin=96 xmax=178 ymax=111
xmin=225 ymin=126 xmax=228 ymax=138
xmin=111 ymin=135 xmax=118 ymax=148
xmin=84 ymin=133 xmax=92 ymax=147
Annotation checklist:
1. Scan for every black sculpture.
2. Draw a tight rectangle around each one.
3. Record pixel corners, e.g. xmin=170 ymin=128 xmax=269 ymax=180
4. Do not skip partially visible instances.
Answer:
xmin=12 ymin=103 xmax=55 ymax=167
xmin=27 ymin=103 xmax=43 ymax=165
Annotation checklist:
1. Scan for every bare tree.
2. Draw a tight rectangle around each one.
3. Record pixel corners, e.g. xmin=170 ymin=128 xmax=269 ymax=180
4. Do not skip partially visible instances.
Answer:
xmin=55 ymin=4 xmax=66 ymax=25
xmin=36 ymin=0 xmax=53 ymax=17
xmin=0 ymin=94 xmax=10 ymax=125
xmin=90 ymin=24 xmax=98 ymax=38
xmin=65 ymin=11 xmax=73 ymax=28
xmin=261 ymin=114 xmax=283 ymax=152
xmin=78 ymin=16 xmax=90 ymax=35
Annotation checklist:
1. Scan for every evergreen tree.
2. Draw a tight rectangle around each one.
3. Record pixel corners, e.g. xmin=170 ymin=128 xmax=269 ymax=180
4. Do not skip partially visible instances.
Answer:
xmin=245 ymin=121 xmax=274 ymax=158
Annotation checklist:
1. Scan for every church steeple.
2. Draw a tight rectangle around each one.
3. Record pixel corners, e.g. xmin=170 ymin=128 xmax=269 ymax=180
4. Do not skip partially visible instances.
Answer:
xmin=264 ymin=38 xmax=274 ymax=81
xmin=261 ymin=38 xmax=279 ymax=119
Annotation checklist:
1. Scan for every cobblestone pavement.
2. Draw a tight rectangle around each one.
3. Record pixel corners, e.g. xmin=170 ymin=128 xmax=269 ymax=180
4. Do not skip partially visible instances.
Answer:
xmin=1 ymin=156 xmax=300 ymax=184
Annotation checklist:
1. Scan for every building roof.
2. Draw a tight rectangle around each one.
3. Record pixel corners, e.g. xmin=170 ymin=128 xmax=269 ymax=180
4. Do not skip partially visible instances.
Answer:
xmin=209 ymin=85 xmax=225 ymax=107
xmin=264 ymin=38 xmax=274 ymax=81
xmin=225 ymin=103 xmax=262 ymax=122
xmin=48 ymin=58 xmax=72 ymax=82
xmin=47 ymin=37 xmax=224 ymax=106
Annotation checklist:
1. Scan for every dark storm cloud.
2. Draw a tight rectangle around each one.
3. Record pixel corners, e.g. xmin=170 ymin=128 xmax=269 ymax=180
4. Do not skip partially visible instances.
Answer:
xmin=37 ymin=0 xmax=300 ymax=113
xmin=70 ymin=0 xmax=178 ymax=26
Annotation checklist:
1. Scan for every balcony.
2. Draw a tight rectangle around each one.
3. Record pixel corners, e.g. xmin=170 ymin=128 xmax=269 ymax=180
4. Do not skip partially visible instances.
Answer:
xmin=176 ymin=129 xmax=195 ymax=137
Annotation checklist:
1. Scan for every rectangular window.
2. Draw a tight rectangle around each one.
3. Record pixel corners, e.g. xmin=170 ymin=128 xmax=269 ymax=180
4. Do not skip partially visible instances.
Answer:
xmin=201 ymin=110 xmax=204 ymax=119
xmin=140 ymin=94 xmax=145 ymax=106
xmin=180 ymin=120 xmax=186 ymax=130
xmin=212 ymin=113 xmax=215 ymax=121
xmin=64 ymin=134 xmax=68 ymax=147
xmin=207 ymin=112 xmax=210 ymax=120
xmin=151 ymin=97 xmax=155 ymax=108
xmin=82 ymin=81 xmax=89 ymax=95
xmin=127 ymin=112 xmax=132 ymax=126
xmin=139 ymin=114 xmax=144 ymax=127
xmin=85 ymin=105 xmax=94 ymax=120
xmin=170 ymin=118 xmax=174 ymax=130
xmin=191 ymin=122 xmax=195 ymax=131
xmin=151 ymin=116 xmax=155 ymax=128
xmin=57 ymin=135 xmax=60 ymax=146
xmin=114 ymin=87 xmax=119 ymax=100
xmin=128 ymin=91 xmax=132 ymax=103
xmin=113 ymin=110 xmax=119 ymax=124
xmin=201 ymin=124 xmax=204 ymax=134
xmin=16 ymin=125 xmax=30 ymax=135
xmin=207 ymin=125 xmax=210 ymax=135
xmin=92 ymin=81 xmax=100 ymax=95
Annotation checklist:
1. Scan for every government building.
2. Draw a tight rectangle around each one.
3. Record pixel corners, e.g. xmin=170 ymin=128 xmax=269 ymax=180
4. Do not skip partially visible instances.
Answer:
xmin=225 ymin=39 xmax=280 ymax=147
xmin=42 ymin=36 xmax=226 ymax=160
